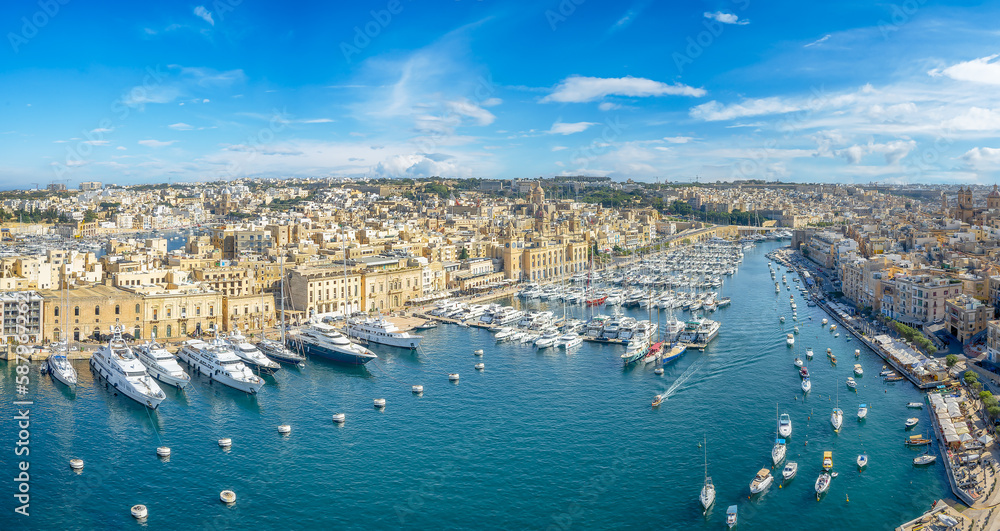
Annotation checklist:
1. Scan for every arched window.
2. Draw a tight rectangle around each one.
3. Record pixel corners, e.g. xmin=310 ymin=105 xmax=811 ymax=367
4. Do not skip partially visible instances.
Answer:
xmin=73 ymin=328 xmax=80 ymax=341
xmin=152 ymin=325 xmax=158 ymax=339
xmin=54 ymin=306 xmax=59 ymax=317
xmin=153 ymin=308 xmax=158 ymax=320
xmin=180 ymin=322 xmax=187 ymax=336
xmin=135 ymin=303 xmax=140 ymax=314
xmin=134 ymin=326 xmax=141 ymax=339
xmin=115 ymin=305 xmax=120 ymax=315
xmin=74 ymin=306 xmax=80 ymax=316
xmin=166 ymin=307 xmax=171 ymax=318
xmin=94 ymin=305 xmax=100 ymax=316
xmin=166 ymin=325 xmax=172 ymax=337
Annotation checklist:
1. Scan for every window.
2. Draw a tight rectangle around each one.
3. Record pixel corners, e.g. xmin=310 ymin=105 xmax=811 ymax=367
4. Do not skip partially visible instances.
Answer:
xmin=115 ymin=305 xmax=120 ymax=315
xmin=152 ymin=325 xmax=158 ymax=338
xmin=209 ymin=306 xmax=214 ymax=316
xmin=54 ymin=306 xmax=59 ymax=317
xmin=196 ymin=306 xmax=201 ymax=316
xmin=135 ymin=304 xmax=140 ymax=314
xmin=166 ymin=308 xmax=172 ymax=318
xmin=134 ymin=326 xmax=141 ymax=339
xmin=74 ymin=306 xmax=80 ymax=316
xmin=166 ymin=325 xmax=172 ymax=337
xmin=95 ymin=305 xmax=100 ymax=316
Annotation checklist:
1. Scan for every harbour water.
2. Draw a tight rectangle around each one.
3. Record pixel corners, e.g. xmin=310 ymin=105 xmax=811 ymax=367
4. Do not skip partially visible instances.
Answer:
xmin=1 ymin=242 xmax=947 ymax=529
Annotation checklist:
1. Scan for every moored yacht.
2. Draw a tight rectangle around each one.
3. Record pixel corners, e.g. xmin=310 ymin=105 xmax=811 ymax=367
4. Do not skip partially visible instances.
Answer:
xmin=772 ymin=438 xmax=786 ymax=465
xmin=778 ymin=413 xmax=792 ymax=438
xmin=134 ymin=339 xmax=191 ymax=389
xmin=782 ymin=461 xmax=798 ymax=481
xmin=749 ymin=468 xmax=773 ymax=494
xmin=346 ymin=315 xmax=423 ymax=349
xmin=177 ymin=337 xmax=265 ymax=394
xmin=90 ymin=326 xmax=166 ymax=409
xmin=621 ymin=336 xmax=649 ymax=364
xmin=289 ymin=322 xmax=377 ymax=365
xmin=786 ymin=333 xmax=794 ymax=346
xmin=227 ymin=330 xmax=280 ymax=373
xmin=46 ymin=345 xmax=78 ymax=388
xmin=257 ymin=338 xmax=306 ymax=364
xmin=831 ymin=408 xmax=844 ymax=432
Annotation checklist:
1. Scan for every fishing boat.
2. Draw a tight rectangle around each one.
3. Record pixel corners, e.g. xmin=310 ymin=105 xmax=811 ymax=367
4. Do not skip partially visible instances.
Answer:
xmin=913 ymin=454 xmax=937 ymax=466
xmin=906 ymin=402 xmax=924 ymax=409
xmin=905 ymin=435 xmax=931 ymax=446
xmin=794 ymin=357 xmax=803 ymax=367
xmin=858 ymin=404 xmax=868 ymax=420
xmin=853 ymin=364 xmax=863 ymax=376
xmin=857 ymin=454 xmax=868 ymax=469
xmin=846 ymin=377 xmax=857 ymax=389
xmin=905 ymin=417 xmax=919 ymax=428
xmin=782 ymin=461 xmax=798 ymax=481
xmin=822 ymin=451 xmax=833 ymax=470
xmin=778 ymin=413 xmax=792 ymax=438
xmin=801 ymin=377 xmax=811 ymax=393
xmin=749 ymin=468 xmax=773 ymax=494
xmin=815 ymin=473 xmax=831 ymax=498
xmin=700 ymin=436 xmax=715 ymax=511
xmin=726 ymin=506 xmax=737 ymax=528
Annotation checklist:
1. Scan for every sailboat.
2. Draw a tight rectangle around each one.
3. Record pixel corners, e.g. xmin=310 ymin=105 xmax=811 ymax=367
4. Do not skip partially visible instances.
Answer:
xmin=47 ymin=274 xmax=77 ymax=387
xmin=831 ymin=388 xmax=843 ymax=433
xmin=699 ymin=435 xmax=715 ymax=511
xmin=772 ymin=403 xmax=787 ymax=465
xmin=257 ymin=257 xmax=305 ymax=364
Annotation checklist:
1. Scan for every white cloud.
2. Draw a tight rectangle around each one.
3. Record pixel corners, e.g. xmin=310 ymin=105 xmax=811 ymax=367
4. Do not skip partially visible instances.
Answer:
xmin=551 ymin=146 xmax=568 ymax=151
xmin=962 ymin=147 xmax=1000 ymax=169
xmin=82 ymin=140 xmax=110 ymax=146
xmin=834 ymin=140 xmax=916 ymax=165
xmin=194 ymin=6 xmax=214 ymax=26
xmin=138 ymin=139 xmax=177 ymax=148
xmin=298 ymin=118 xmax=335 ymax=124
xmin=481 ymin=98 xmax=502 ymax=107
xmin=541 ymin=75 xmax=705 ymax=103
xmin=943 ymin=107 xmax=1000 ymax=131
xmin=929 ymin=55 xmax=1000 ymax=86
xmin=447 ymin=99 xmax=496 ymax=126
xmin=690 ymin=98 xmax=801 ymax=121
xmin=169 ymin=123 xmax=194 ymax=130
xmin=703 ymin=11 xmax=749 ymax=25
xmin=90 ymin=127 xmax=113 ymax=134
xmin=804 ymin=35 xmax=830 ymax=48
xmin=663 ymin=136 xmax=694 ymax=144
xmin=598 ymin=102 xmax=621 ymax=111
xmin=116 ymin=146 xmax=127 ymax=151
xmin=548 ymin=121 xmax=596 ymax=135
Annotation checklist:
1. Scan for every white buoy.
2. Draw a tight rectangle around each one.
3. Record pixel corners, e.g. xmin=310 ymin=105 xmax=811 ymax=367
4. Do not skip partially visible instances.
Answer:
xmin=448 ymin=373 xmax=460 ymax=381
xmin=412 ymin=385 xmax=424 ymax=394
xmin=69 ymin=459 xmax=84 ymax=470
xmin=218 ymin=438 xmax=232 ymax=448
xmin=374 ymin=398 xmax=386 ymax=409
xmin=220 ymin=490 xmax=236 ymax=504
xmin=131 ymin=504 xmax=148 ymax=519
xmin=332 ymin=413 xmax=346 ymax=423
xmin=156 ymin=446 xmax=171 ymax=457
xmin=475 ymin=363 xmax=485 ymax=370
xmin=654 ymin=367 xmax=664 ymax=375
xmin=473 ymin=349 xmax=484 ymax=356
xmin=277 ymin=425 xmax=291 ymax=435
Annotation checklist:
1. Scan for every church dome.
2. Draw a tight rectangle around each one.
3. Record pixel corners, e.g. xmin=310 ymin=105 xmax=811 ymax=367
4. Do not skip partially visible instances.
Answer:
xmin=988 ymin=184 xmax=1000 ymax=198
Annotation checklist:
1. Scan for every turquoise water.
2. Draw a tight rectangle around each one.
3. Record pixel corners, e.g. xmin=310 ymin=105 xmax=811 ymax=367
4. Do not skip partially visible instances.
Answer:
xmin=1 ymin=242 xmax=947 ymax=530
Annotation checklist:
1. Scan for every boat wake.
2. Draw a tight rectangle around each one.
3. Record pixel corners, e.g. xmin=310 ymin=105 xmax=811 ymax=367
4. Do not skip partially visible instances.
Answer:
xmin=662 ymin=355 xmax=709 ymax=401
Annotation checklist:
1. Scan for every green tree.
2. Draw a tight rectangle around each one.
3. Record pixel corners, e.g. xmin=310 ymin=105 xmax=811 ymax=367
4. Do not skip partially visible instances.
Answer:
xmin=946 ymin=354 xmax=958 ymax=367
xmin=964 ymin=370 xmax=979 ymax=384
xmin=458 ymin=247 xmax=469 ymax=260
xmin=980 ymin=391 xmax=994 ymax=401
xmin=988 ymin=406 xmax=1000 ymax=419
xmin=83 ymin=210 xmax=97 ymax=223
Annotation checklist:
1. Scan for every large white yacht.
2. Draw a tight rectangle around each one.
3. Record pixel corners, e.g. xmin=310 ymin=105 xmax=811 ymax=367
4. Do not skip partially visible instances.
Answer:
xmin=134 ymin=339 xmax=191 ymax=389
xmin=90 ymin=326 xmax=166 ymax=409
xmin=289 ymin=322 xmax=377 ymax=365
xmin=177 ymin=337 xmax=265 ymax=394
xmin=227 ymin=330 xmax=280 ymax=373
xmin=346 ymin=315 xmax=423 ymax=349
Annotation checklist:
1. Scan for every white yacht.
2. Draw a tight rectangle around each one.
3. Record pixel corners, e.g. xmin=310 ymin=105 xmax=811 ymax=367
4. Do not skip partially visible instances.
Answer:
xmin=289 ymin=322 xmax=377 ymax=365
xmin=772 ymin=438 xmax=786 ymax=465
xmin=90 ymin=327 xmax=166 ymax=409
xmin=46 ymin=343 xmax=77 ymax=388
xmin=782 ymin=461 xmax=797 ymax=481
xmin=778 ymin=413 xmax=792 ymax=438
xmin=786 ymin=333 xmax=794 ymax=346
xmin=556 ymin=333 xmax=583 ymax=349
xmin=831 ymin=407 xmax=844 ymax=432
xmin=346 ymin=315 xmax=423 ymax=349
xmin=177 ymin=338 xmax=265 ymax=394
xmin=257 ymin=338 xmax=305 ymax=364
xmin=227 ymin=330 xmax=280 ymax=373
xmin=134 ymin=339 xmax=191 ymax=389
xmin=749 ymin=468 xmax=773 ymax=494
xmin=534 ymin=331 xmax=561 ymax=349
xmin=700 ymin=436 xmax=715 ymax=511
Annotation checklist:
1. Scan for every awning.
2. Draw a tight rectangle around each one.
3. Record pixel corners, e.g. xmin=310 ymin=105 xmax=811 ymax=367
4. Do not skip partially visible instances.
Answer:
xmin=979 ymin=434 xmax=994 ymax=446
xmin=945 ymin=433 xmax=960 ymax=443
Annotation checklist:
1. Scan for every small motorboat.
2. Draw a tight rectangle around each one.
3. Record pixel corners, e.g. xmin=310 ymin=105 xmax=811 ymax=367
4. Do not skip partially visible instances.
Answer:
xmin=846 ymin=377 xmax=857 ymax=389
xmin=858 ymin=404 xmax=868 ymax=420
xmin=652 ymin=394 xmax=664 ymax=408
xmin=857 ymin=454 xmax=868 ymax=469
xmin=794 ymin=357 xmax=803 ymax=367
xmin=822 ymin=318 xmax=829 ymax=325
xmin=750 ymin=468 xmax=773 ymax=494
xmin=905 ymin=417 xmax=919 ymax=428
xmin=913 ymin=454 xmax=937 ymax=466
xmin=822 ymin=451 xmax=833 ymax=470
xmin=905 ymin=435 xmax=931 ymax=446
xmin=778 ymin=413 xmax=792 ymax=438
xmin=801 ymin=377 xmax=812 ymax=393
xmin=907 ymin=402 xmax=923 ymax=409
xmin=937 ymin=514 xmax=959 ymax=528
xmin=854 ymin=349 xmax=860 ymax=358
xmin=413 ymin=320 xmax=438 ymax=331
xmin=815 ymin=473 xmax=831 ymax=498
xmin=853 ymin=364 xmax=863 ymax=376
xmin=780 ymin=316 xmax=785 ymax=323
xmin=800 ymin=367 xmax=809 ymax=378
xmin=782 ymin=461 xmax=798 ymax=481
xmin=726 ymin=505 xmax=738 ymax=528
xmin=806 ymin=348 xmax=814 ymax=359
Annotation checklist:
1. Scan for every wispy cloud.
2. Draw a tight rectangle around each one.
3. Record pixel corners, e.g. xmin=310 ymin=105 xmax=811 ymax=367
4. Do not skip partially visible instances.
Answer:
xmin=138 ymin=139 xmax=177 ymax=148
xmin=548 ymin=121 xmax=596 ymax=135
xmin=193 ymin=6 xmax=214 ymax=26
xmin=541 ymin=75 xmax=705 ymax=103
xmin=703 ymin=12 xmax=749 ymax=25
xmin=929 ymin=55 xmax=1000 ymax=86
xmin=804 ymin=34 xmax=831 ymax=48
xmin=168 ymin=123 xmax=194 ymax=131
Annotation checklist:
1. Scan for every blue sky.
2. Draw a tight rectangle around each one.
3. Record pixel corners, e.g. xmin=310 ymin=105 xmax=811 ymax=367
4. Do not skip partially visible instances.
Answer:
xmin=2 ymin=0 xmax=1000 ymax=186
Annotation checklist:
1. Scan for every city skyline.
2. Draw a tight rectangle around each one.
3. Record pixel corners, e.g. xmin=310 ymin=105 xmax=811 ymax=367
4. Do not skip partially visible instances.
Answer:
xmin=3 ymin=0 xmax=1000 ymax=186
